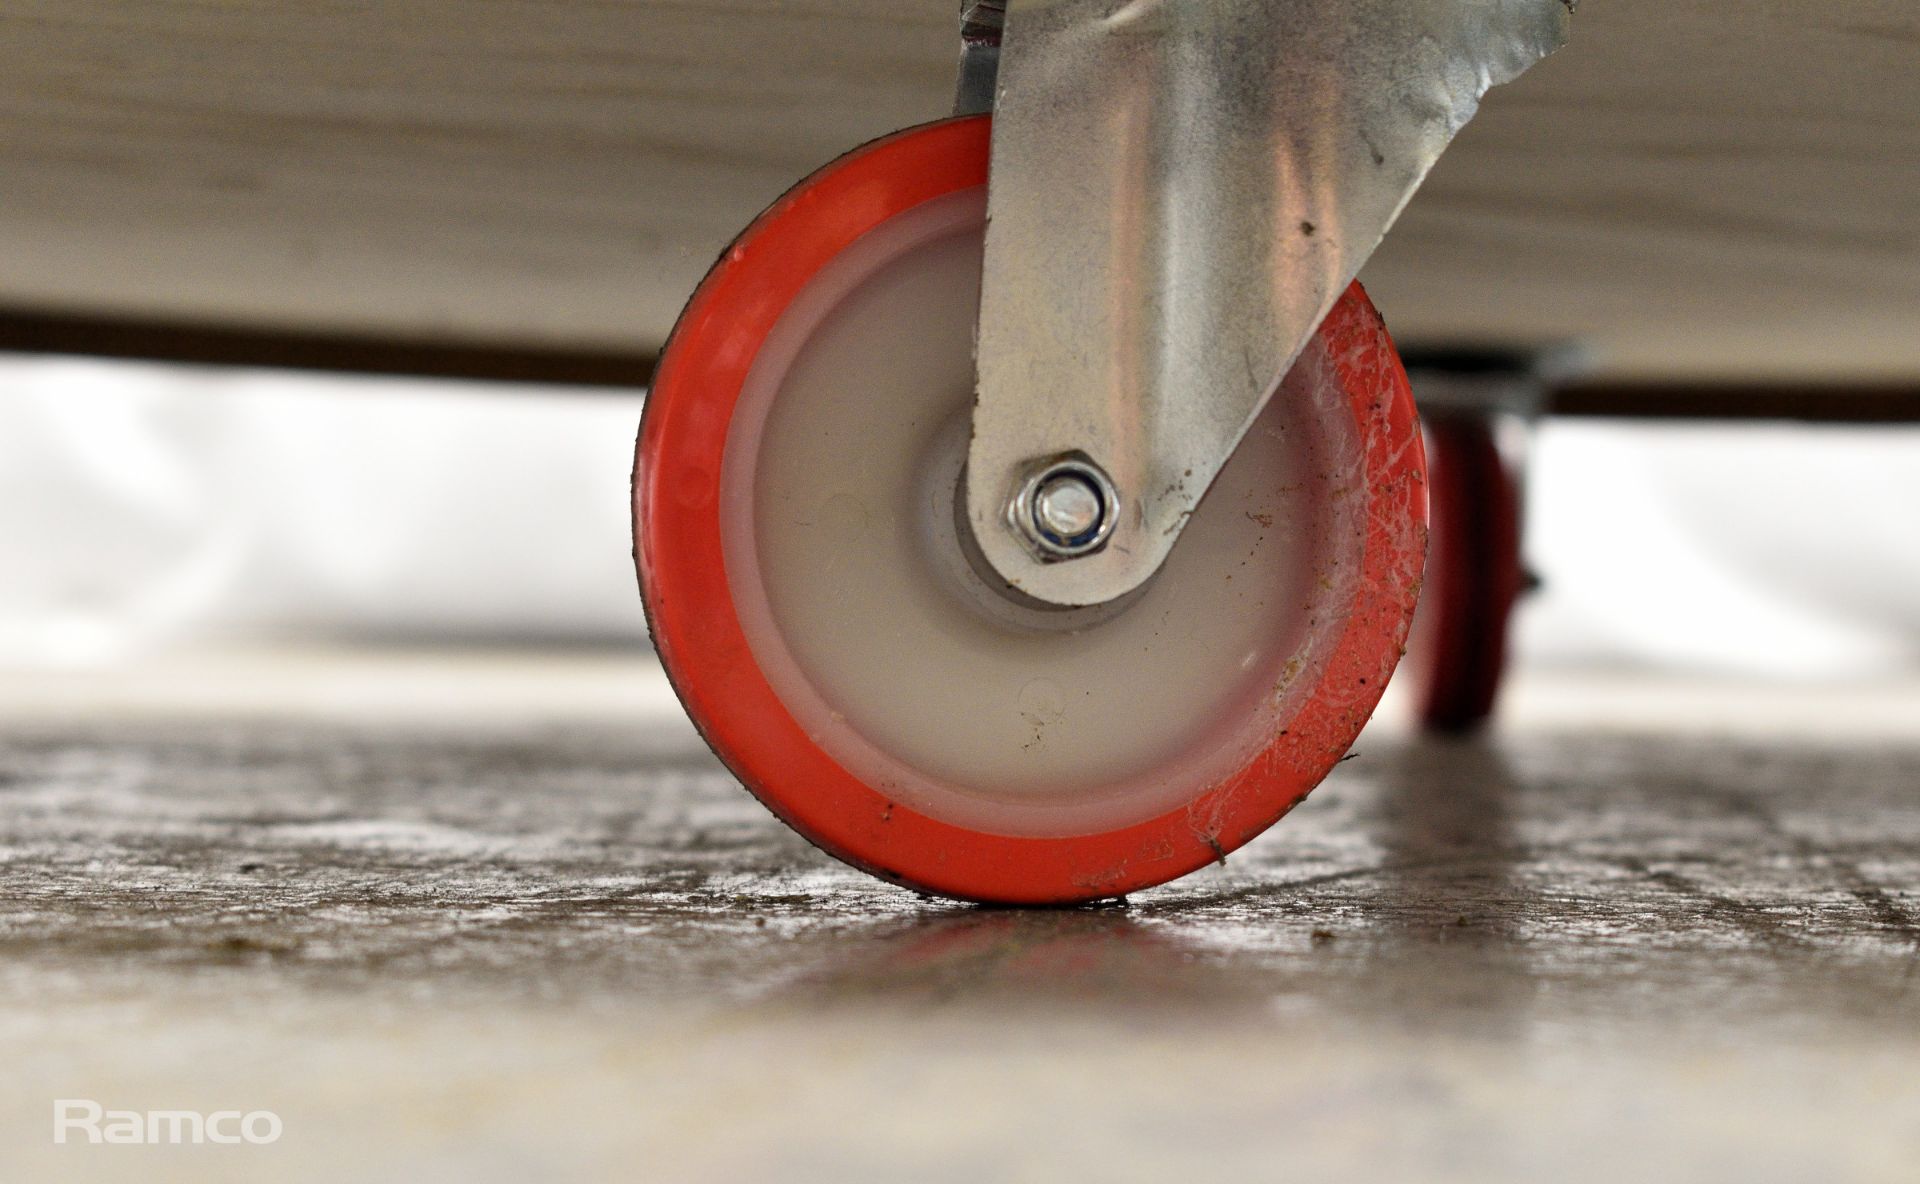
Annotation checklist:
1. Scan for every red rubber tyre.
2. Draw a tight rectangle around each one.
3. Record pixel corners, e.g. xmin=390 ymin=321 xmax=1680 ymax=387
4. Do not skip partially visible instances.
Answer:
xmin=634 ymin=116 xmax=1427 ymax=904
xmin=1407 ymin=412 xmax=1524 ymax=734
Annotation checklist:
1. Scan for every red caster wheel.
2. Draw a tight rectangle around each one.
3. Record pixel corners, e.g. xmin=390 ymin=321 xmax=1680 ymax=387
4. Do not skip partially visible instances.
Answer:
xmin=634 ymin=116 xmax=1427 ymax=904
xmin=1406 ymin=410 xmax=1525 ymax=734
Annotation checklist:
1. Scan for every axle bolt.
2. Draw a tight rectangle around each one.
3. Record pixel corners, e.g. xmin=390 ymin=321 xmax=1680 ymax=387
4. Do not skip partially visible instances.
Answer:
xmin=1012 ymin=457 xmax=1119 ymax=561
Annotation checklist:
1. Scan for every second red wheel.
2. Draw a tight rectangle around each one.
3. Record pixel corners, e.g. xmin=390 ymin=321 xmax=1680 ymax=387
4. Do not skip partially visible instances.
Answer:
xmin=1407 ymin=411 xmax=1526 ymax=734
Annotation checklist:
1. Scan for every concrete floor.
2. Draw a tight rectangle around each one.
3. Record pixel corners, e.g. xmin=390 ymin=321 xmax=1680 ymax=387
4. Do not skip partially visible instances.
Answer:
xmin=3 ymin=653 xmax=1918 ymax=1182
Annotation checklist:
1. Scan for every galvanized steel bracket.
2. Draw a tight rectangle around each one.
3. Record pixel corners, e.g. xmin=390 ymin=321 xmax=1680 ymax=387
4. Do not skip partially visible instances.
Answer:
xmin=965 ymin=0 xmax=1571 ymax=606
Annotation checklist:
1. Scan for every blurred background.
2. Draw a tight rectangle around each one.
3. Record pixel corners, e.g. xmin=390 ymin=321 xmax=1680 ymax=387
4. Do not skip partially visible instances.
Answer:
xmin=4 ymin=355 xmax=1915 ymax=697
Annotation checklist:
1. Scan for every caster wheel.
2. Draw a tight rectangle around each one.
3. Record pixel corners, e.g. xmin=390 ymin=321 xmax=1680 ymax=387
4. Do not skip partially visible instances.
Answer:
xmin=634 ymin=116 xmax=1427 ymax=904
xmin=1406 ymin=411 xmax=1524 ymax=734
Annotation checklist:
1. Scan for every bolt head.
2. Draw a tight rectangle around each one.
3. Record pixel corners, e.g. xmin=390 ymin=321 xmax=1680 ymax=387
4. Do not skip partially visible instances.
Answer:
xmin=1033 ymin=475 xmax=1103 ymax=544
xmin=1010 ymin=457 xmax=1119 ymax=561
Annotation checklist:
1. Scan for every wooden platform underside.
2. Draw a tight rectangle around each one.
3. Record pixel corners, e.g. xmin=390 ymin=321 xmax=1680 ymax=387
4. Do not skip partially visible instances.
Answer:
xmin=4 ymin=1 xmax=1918 ymax=381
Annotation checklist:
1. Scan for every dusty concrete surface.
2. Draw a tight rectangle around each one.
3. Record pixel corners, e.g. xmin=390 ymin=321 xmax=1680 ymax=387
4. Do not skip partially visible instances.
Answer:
xmin=2 ymin=657 xmax=1918 ymax=1182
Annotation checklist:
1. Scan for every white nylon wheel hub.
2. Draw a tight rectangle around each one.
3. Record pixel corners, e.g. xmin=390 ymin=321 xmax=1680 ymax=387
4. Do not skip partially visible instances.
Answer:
xmin=718 ymin=189 xmax=1364 ymax=839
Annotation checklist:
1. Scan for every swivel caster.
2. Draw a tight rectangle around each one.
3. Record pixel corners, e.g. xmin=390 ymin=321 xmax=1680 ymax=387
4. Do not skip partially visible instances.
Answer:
xmin=633 ymin=2 xmax=1569 ymax=902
